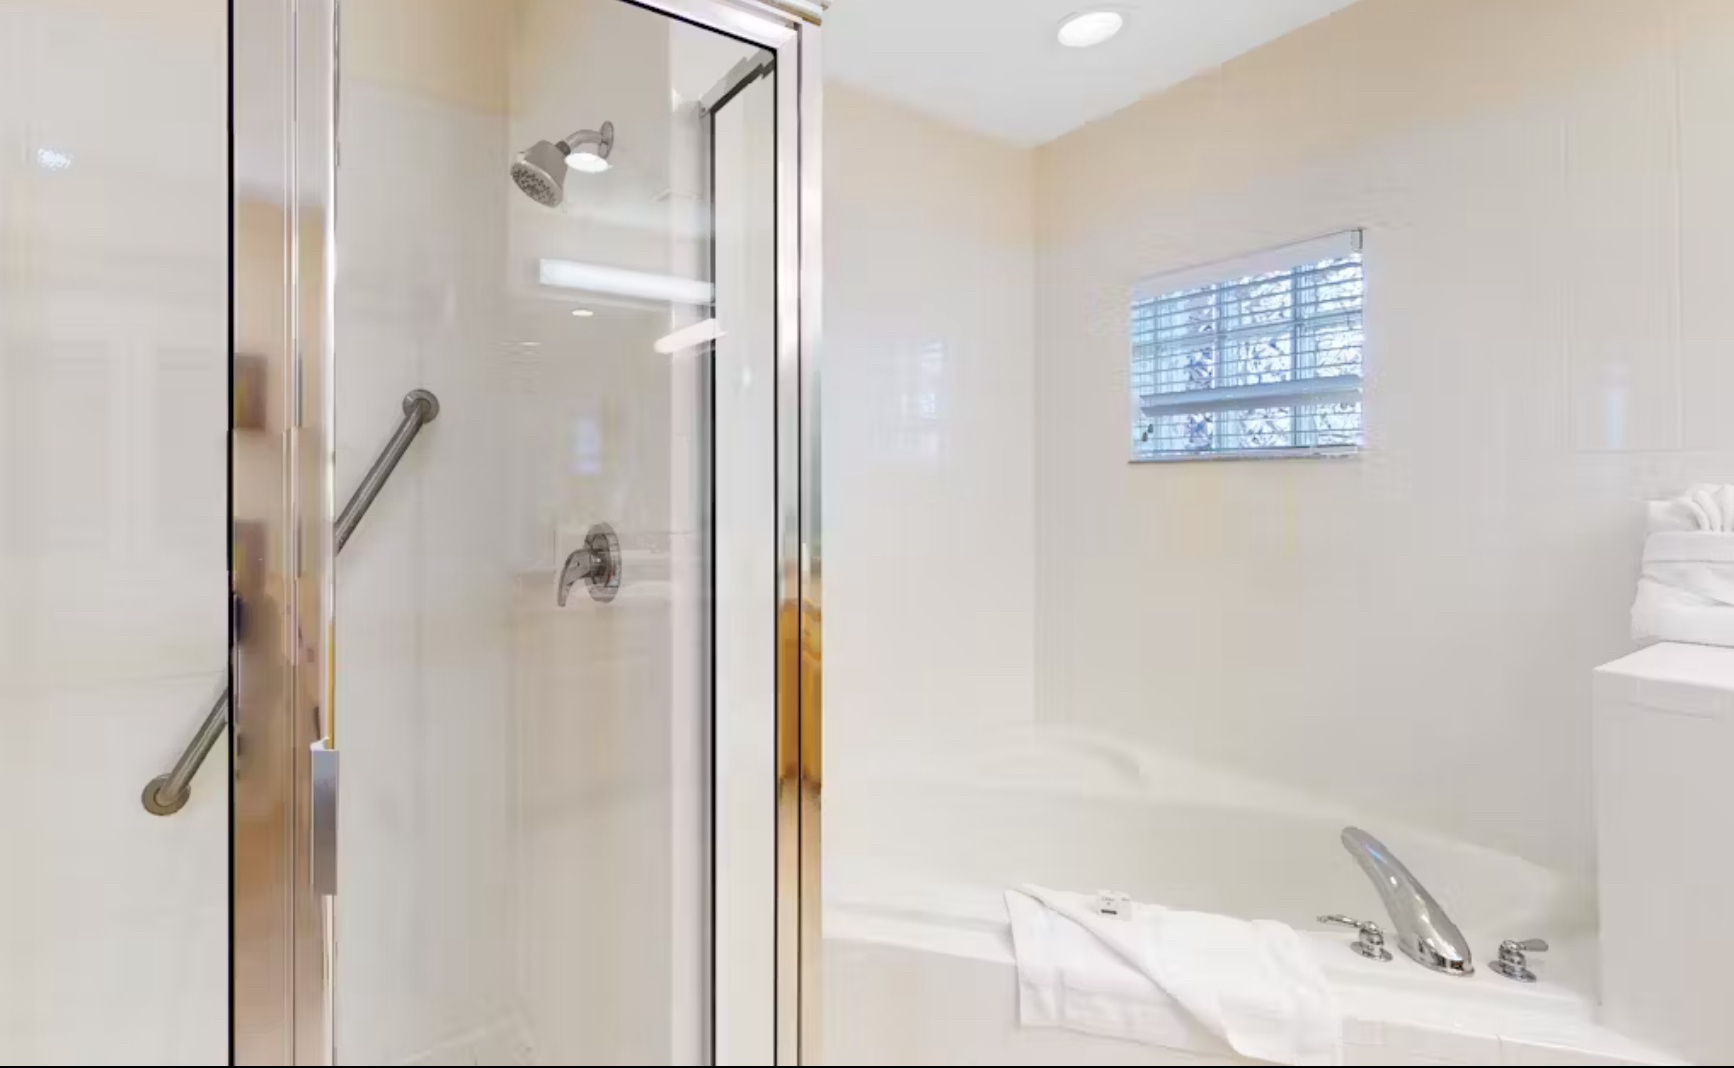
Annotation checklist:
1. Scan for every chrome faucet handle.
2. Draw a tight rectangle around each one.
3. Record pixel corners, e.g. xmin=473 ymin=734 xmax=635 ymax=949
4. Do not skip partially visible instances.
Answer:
xmin=1490 ymin=938 xmax=1548 ymax=983
xmin=1318 ymin=914 xmax=1393 ymax=962
xmin=556 ymin=523 xmax=622 ymax=606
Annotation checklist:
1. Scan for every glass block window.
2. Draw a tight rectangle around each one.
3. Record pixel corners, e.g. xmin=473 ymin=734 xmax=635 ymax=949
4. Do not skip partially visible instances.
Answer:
xmin=1131 ymin=231 xmax=1365 ymax=461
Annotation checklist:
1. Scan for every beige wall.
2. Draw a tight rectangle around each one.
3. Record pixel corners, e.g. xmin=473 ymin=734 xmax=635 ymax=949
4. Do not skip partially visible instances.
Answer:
xmin=1033 ymin=0 xmax=1734 ymax=876
xmin=821 ymin=83 xmax=1038 ymax=791
xmin=344 ymin=0 xmax=512 ymax=113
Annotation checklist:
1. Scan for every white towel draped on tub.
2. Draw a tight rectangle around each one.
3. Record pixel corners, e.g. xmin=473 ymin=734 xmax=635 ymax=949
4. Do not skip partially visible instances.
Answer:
xmin=1005 ymin=886 xmax=1343 ymax=1066
xmin=1633 ymin=485 xmax=1734 ymax=648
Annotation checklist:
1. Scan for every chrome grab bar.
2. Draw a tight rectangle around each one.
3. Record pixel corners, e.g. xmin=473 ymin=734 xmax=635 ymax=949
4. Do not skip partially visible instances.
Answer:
xmin=335 ymin=390 xmax=440 ymax=553
xmin=142 ymin=389 xmax=440 ymax=815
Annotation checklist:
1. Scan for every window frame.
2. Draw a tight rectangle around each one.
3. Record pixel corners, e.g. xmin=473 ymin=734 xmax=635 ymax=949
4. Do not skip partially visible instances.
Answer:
xmin=1128 ymin=230 xmax=1366 ymax=464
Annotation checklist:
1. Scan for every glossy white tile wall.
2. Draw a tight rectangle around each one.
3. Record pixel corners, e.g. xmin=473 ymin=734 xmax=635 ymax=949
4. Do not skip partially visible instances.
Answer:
xmin=1032 ymin=0 xmax=1734 ymax=876
xmin=0 ymin=2 xmax=228 ymax=1063
xmin=337 ymin=3 xmax=760 ymax=1062
xmin=505 ymin=3 xmax=718 ymax=1064
xmin=822 ymin=84 xmax=1038 ymax=790
xmin=335 ymin=3 xmax=518 ymax=1062
xmin=506 ymin=2 xmax=666 ymax=1062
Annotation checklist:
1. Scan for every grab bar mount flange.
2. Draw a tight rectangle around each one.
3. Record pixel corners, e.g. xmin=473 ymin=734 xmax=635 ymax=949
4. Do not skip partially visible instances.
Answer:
xmin=403 ymin=388 xmax=440 ymax=422
xmin=142 ymin=774 xmax=191 ymax=816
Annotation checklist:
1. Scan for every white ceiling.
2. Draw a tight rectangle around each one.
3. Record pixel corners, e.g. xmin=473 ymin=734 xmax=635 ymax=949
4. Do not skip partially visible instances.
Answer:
xmin=825 ymin=0 xmax=1361 ymax=146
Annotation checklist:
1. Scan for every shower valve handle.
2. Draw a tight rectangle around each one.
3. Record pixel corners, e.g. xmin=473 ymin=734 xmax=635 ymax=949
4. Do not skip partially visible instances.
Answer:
xmin=557 ymin=523 xmax=622 ymax=606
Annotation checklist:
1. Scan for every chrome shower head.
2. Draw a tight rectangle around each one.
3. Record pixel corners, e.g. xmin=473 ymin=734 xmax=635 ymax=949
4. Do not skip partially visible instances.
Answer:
xmin=510 ymin=121 xmax=615 ymax=208
xmin=511 ymin=140 xmax=568 ymax=207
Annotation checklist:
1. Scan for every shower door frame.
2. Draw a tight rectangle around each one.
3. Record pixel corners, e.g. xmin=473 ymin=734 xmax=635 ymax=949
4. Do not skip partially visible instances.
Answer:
xmin=235 ymin=0 xmax=824 ymax=1064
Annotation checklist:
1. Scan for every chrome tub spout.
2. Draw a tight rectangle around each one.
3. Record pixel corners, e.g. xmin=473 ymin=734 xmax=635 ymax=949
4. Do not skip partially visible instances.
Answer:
xmin=1339 ymin=826 xmax=1473 ymax=976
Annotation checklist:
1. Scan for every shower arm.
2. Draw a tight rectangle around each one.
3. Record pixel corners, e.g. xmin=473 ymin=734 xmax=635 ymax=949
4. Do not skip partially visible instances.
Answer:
xmin=558 ymin=121 xmax=614 ymax=156
xmin=140 ymin=389 xmax=441 ymax=816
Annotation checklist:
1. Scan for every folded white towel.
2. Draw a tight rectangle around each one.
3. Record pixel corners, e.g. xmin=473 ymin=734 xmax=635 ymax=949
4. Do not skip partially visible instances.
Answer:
xmin=1634 ymin=486 xmax=1734 ymax=648
xmin=1648 ymin=484 xmax=1734 ymax=533
xmin=1006 ymin=886 xmax=1342 ymax=1066
xmin=1632 ymin=531 xmax=1734 ymax=647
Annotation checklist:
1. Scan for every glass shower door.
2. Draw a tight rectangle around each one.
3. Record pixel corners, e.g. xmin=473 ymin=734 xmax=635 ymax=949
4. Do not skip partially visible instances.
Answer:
xmin=314 ymin=1 xmax=785 ymax=1064
xmin=0 ymin=4 xmax=229 ymax=1063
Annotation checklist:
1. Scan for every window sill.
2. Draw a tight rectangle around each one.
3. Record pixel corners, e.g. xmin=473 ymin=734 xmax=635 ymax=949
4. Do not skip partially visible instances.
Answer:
xmin=1129 ymin=446 xmax=1362 ymax=465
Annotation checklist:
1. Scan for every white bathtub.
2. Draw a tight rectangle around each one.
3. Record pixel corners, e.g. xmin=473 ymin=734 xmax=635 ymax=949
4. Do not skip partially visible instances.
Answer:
xmin=821 ymin=726 xmax=1679 ymax=1066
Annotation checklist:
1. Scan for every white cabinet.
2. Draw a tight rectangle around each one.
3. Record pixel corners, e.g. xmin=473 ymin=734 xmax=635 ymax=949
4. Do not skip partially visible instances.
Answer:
xmin=1594 ymin=642 xmax=1734 ymax=1064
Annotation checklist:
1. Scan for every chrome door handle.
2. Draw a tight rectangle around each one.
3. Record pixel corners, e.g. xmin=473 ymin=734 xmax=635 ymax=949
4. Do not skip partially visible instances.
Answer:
xmin=310 ymin=741 xmax=339 ymax=896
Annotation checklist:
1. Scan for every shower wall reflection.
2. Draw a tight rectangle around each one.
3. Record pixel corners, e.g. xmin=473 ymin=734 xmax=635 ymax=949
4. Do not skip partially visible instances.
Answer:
xmin=331 ymin=2 xmax=772 ymax=1063
xmin=0 ymin=1 xmax=229 ymax=1062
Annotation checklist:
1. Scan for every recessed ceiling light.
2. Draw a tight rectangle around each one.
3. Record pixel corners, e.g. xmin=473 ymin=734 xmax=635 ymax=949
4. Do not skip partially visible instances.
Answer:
xmin=1057 ymin=10 xmax=1124 ymax=48
xmin=572 ymin=308 xmax=595 ymax=317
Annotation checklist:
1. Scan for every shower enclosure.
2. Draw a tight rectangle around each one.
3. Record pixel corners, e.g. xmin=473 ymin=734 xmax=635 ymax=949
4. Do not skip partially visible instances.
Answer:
xmin=3 ymin=0 xmax=820 ymax=1064
xmin=233 ymin=0 xmax=822 ymax=1062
